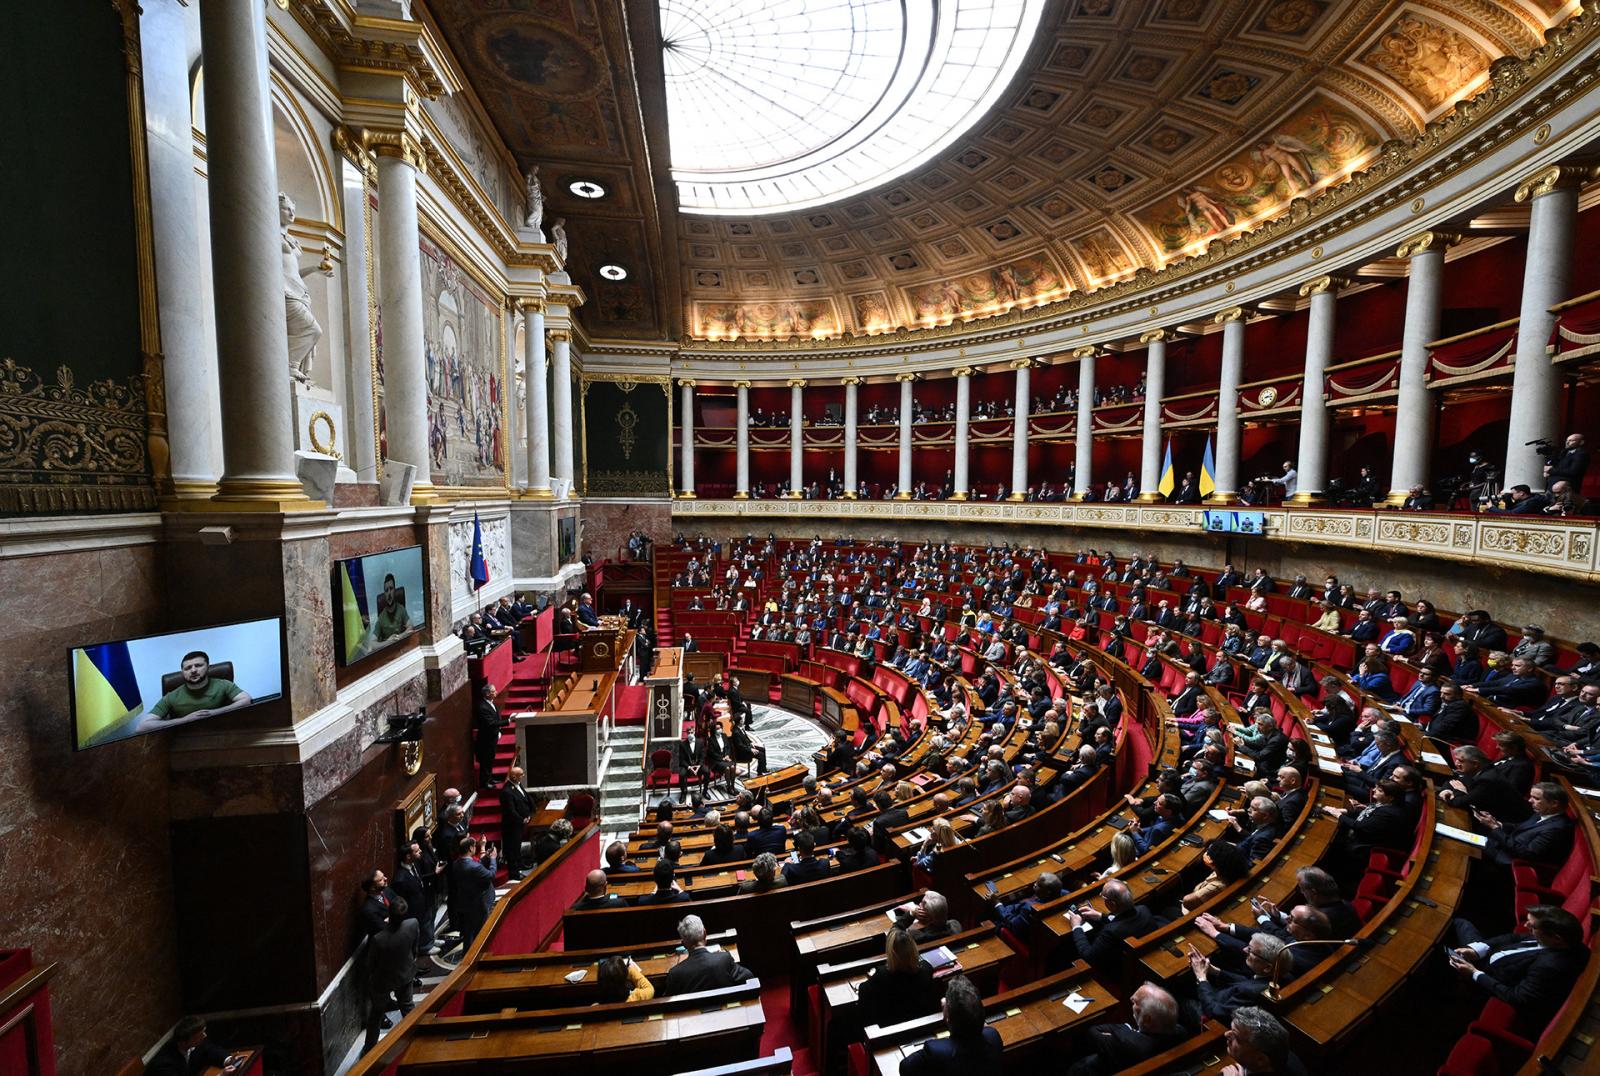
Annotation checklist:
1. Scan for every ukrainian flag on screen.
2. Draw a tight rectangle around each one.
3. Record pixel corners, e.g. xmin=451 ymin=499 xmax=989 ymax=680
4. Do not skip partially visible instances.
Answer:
xmin=339 ymin=562 xmax=371 ymax=663
xmin=1158 ymin=439 xmax=1175 ymax=497
xmin=74 ymin=642 xmax=143 ymax=746
xmin=1199 ymin=437 xmax=1217 ymax=497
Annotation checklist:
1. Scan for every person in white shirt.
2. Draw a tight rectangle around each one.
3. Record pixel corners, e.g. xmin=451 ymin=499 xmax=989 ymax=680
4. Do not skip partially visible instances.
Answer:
xmin=1269 ymin=461 xmax=1298 ymax=499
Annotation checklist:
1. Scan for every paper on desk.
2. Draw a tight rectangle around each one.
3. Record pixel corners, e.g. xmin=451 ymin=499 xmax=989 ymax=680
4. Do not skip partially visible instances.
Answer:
xmin=1314 ymin=744 xmax=1338 ymax=759
xmin=545 ymin=798 xmax=568 ymax=811
xmin=1208 ymin=810 xmax=1233 ymax=822
xmin=1317 ymin=758 xmax=1344 ymax=776
xmin=907 ymin=828 xmax=932 ymax=844
xmin=1063 ymin=992 xmax=1093 ymax=1013
xmin=1420 ymin=751 xmax=1448 ymax=766
xmin=1576 ymin=786 xmax=1600 ymax=800
xmin=1436 ymin=823 xmax=1488 ymax=848
xmin=564 ymin=969 xmax=587 ymax=983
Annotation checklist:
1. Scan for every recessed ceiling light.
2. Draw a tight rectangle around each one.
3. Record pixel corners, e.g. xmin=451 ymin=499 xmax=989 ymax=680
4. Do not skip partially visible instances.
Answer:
xmin=599 ymin=264 xmax=628 ymax=281
xmin=569 ymin=179 xmax=607 ymax=199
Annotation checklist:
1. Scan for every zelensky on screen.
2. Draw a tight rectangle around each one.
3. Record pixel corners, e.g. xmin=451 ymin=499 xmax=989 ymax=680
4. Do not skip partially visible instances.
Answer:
xmin=334 ymin=545 xmax=428 ymax=666
xmin=69 ymin=617 xmax=286 ymax=751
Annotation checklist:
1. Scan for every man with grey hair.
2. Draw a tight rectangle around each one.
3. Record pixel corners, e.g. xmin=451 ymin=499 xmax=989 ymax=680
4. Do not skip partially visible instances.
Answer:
xmin=661 ymin=914 xmax=752 ymax=995
xmin=1058 ymin=878 xmax=1160 ymax=977
xmin=893 ymin=889 xmax=962 ymax=943
xmin=1343 ymin=721 xmax=1407 ymax=800
xmin=1190 ymin=933 xmax=1285 ymax=1021
xmin=1223 ymin=1006 xmax=1302 ymax=1075
xmin=1068 ymin=981 xmax=1187 ymax=1075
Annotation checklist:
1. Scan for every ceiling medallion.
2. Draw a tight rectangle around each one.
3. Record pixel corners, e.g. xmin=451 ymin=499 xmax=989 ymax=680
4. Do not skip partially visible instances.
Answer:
xmin=599 ymin=264 xmax=629 ymax=281
xmin=569 ymin=179 xmax=608 ymax=199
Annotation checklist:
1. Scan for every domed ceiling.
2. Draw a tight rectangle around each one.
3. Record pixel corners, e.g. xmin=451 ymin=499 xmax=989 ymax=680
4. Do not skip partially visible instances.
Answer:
xmin=421 ymin=0 xmax=1569 ymax=345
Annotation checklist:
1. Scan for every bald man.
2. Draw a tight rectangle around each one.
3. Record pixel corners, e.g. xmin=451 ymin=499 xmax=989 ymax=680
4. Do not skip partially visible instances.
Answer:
xmin=572 ymin=870 xmax=627 ymax=910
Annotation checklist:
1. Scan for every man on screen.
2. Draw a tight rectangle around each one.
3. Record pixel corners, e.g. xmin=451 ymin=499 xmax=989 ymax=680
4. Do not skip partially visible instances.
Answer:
xmin=373 ymin=573 xmax=413 ymax=641
xmin=142 ymin=650 xmax=253 ymax=728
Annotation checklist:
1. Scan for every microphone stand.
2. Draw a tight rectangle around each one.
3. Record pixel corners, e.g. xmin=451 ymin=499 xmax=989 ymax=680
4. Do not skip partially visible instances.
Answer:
xmin=1265 ymin=938 xmax=1369 ymax=1001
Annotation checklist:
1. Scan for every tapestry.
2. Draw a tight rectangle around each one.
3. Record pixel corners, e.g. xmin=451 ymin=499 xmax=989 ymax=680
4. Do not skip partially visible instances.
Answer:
xmin=420 ymin=235 xmax=507 ymax=488
xmin=583 ymin=378 xmax=669 ymax=495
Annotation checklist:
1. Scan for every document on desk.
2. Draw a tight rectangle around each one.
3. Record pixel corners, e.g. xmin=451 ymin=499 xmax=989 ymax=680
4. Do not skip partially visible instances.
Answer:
xmin=545 ymin=798 xmax=568 ymax=811
xmin=1208 ymin=809 xmax=1233 ymax=822
xmin=1062 ymin=991 xmax=1093 ymax=1013
xmin=1420 ymin=751 xmax=1448 ymax=766
xmin=1436 ymin=823 xmax=1488 ymax=847
xmin=1317 ymin=758 xmax=1344 ymax=776
xmin=1313 ymin=744 xmax=1338 ymax=760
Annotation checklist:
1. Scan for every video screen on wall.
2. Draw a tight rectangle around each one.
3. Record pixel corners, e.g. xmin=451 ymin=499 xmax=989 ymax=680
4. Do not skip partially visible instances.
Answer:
xmin=335 ymin=545 xmax=428 ymax=665
xmin=1203 ymin=510 xmax=1267 ymax=535
xmin=69 ymin=617 xmax=285 ymax=751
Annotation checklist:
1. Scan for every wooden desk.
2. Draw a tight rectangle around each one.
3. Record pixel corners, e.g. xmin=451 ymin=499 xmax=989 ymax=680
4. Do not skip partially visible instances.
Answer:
xmin=463 ymin=940 xmax=744 ymax=1012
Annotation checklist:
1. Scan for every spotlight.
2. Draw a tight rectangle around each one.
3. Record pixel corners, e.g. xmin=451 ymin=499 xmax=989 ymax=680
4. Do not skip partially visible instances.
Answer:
xmin=599 ymin=263 xmax=628 ymax=281
xmin=569 ymin=179 xmax=607 ymax=199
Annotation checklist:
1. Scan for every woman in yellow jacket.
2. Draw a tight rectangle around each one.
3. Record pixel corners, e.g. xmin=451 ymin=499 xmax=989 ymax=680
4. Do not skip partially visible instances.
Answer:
xmin=596 ymin=956 xmax=655 ymax=1003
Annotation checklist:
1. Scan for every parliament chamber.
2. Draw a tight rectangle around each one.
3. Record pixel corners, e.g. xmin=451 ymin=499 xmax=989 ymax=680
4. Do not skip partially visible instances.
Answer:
xmin=8 ymin=1 xmax=1600 ymax=1074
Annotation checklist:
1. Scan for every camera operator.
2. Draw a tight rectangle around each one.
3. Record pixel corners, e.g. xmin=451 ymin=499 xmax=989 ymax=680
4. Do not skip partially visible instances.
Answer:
xmin=1543 ymin=480 xmax=1597 ymax=518
xmin=1465 ymin=450 xmax=1498 ymax=505
xmin=1268 ymin=461 xmax=1297 ymax=501
xmin=1541 ymin=433 xmax=1589 ymax=491
xmin=1487 ymin=483 xmax=1549 ymax=515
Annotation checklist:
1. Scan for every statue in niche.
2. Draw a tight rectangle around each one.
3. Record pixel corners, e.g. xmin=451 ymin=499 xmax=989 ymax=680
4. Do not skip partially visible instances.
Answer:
xmin=523 ymin=165 xmax=545 ymax=240
xmin=552 ymin=217 xmax=568 ymax=264
xmin=280 ymin=192 xmax=331 ymax=383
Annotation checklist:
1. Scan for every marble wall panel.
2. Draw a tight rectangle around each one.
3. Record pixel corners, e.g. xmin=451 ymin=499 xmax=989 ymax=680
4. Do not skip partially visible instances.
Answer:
xmin=0 ymin=542 xmax=179 ymax=1075
xmin=582 ymin=496 xmax=672 ymax=561
xmin=283 ymin=537 xmax=337 ymax=718
xmin=423 ymin=519 xmax=454 ymax=639
xmin=510 ymin=501 xmax=557 ymax=580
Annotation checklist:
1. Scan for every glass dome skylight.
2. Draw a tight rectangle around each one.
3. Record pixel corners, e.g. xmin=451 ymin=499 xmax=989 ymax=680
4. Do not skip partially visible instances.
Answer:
xmin=660 ymin=0 xmax=1047 ymax=215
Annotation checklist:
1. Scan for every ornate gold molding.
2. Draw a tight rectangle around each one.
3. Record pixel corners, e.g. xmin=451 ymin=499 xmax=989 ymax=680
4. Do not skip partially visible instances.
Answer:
xmin=1139 ymin=329 xmax=1173 ymax=345
xmin=548 ymin=329 xmax=571 ymax=344
xmin=1213 ymin=307 xmax=1246 ymax=324
xmin=1513 ymin=163 xmax=1593 ymax=202
xmin=677 ymin=377 xmax=696 ymax=388
xmin=1395 ymin=230 xmax=1461 ymax=259
xmin=1009 ymin=358 xmax=1037 ymax=370
xmin=1070 ymin=346 xmax=1096 ymax=359
xmin=365 ymin=128 xmax=426 ymax=173
xmin=786 ymin=378 xmax=807 ymax=388
xmin=951 ymin=366 xmax=975 ymax=377
xmin=732 ymin=380 xmax=752 ymax=389
xmin=284 ymin=1 xmax=451 ymax=99
xmin=515 ymin=297 xmax=545 ymax=315
xmin=895 ymin=372 xmax=918 ymax=382
xmin=1298 ymin=275 xmax=1349 ymax=297
xmin=840 ymin=376 xmax=864 ymax=386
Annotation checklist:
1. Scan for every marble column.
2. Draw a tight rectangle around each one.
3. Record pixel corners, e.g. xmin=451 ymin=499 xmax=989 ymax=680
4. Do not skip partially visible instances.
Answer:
xmin=842 ymin=377 xmax=860 ymax=498
xmin=334 ymin=132 xmax=378 ymax=483
xmin=896 ymin=373 xmax=914 ymax=499
xmin=1389 ymin=233 xmax=1452 ymax=502
xmin=373 ymin=136 xmax=431 ymax=498
xmin=143 ymin=0 xmax=220 ymax=497
xmin=1009 ymin=360 xmax=1031 ymax=500
xmin=1292 ymin=277 xmax=1342 ymax=504
xmin=952 ymin=367 xmax=973 ymax=500
xmin=1137 ymin=330 xmax=1168 ymax=501
xmin=788 ymin=379 xmax=805 ymax=496
xmin=520 ymin=300 xmax=551 ymax=496
xmin=677 ymin=378 xmax=695 ymax=497
xmin=1506 ymin=168 xmax=1581 ymax=489
xmin=734 ymin=380 xmax=750 ymax=498
xmin=1072 ymin=347 xmax=1095 ymax=500
xmin=197 ymin=0 xmax=303 ymax=502
xmin=1211 ymin=308 xmax=1246 ymax=502
xmin=551 ymin=330 xmax=575 ymax=496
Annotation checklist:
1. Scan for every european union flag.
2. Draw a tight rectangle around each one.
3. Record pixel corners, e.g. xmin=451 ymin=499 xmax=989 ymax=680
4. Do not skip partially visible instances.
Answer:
xmin=469 ymin=512 xmax=490 ymax=591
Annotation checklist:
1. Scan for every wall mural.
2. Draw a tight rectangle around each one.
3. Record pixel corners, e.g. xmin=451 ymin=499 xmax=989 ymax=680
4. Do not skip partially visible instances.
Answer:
xmin=1137 ymin=94 xmax=1380 ymax=253
xmin=903 ymin=251 xmax=1067 ymax=322
xmin=1357 ymin=12 xmax=1491 ymax=115
xmin=420 ymin=235 xmax=507 ymax=488
xmin=695 ymin=298 xmax=841 ymax=339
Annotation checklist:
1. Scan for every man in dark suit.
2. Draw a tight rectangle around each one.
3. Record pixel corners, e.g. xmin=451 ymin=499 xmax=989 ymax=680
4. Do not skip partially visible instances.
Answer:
xmin=901 ymin=975 xmax=1003 ymax=1076
xmin=357 ymin=868 xmax=396 ymax=937
xmin=1467 ymin=656 xmax=1546 ymax=709
xmin=390 ymin=841 xmax=436 ymax=955
xmin=743 ymin=806 xmax=788 ymax=857
xmin=498 ymin=766 xmax=534 ymax=881
xmin=1460 ymin=610 xmax=1509 ymax=653
xmin=363 ymin=900 xmax=420 ymax=1050
xmin=474 ymin=683 xmax=507 ymax=789
xmin=781 ymin=830 xmax=833 ymax=885
xmin=893 ymin=890 xmax=963 ymax=944
xmin=1066 ymin=982 xmax=1187 ymax=1074
xmin=1170 ymin=672 xmax=1203 ymax=718
xmin=661 ymin=914 xmax=754 ymax=995
xmin=633 ymin=858 xmax=691 ymax=905
xmin=145 ymin=1016 xmax=240 ymax=1076
xmin=1427 ymin=682 xmax=1479 ymax=744
xmin=1478 ymin=781 xmax=1575 ymax=868
xmin=1172 ymin=473 xmax=1201 ymax=504
xmin=1190 ymin=932 xmax=1285 ymax=1021
xmin=823 ymin=729 xmax=858 ymax=775
xmin=447 ymin=837 xmax=498 ymax=947
xmin=870 ymin=788 xmax=912 ymax=855
xmin=1272 ymin=767 xmax=1307 ymax=823
xmin=1234 ymin=796 xmax=1284 ymax=863
xmin=1448 ymin=905 xmax=1586 ymax=1033
xmin=1439 ymin=745 xmax=1530 ymax=824
xmin=573 ymin=869 xmax=629 ymax=910
xmin=1054 ymin=880 xmax=1162 ymax=978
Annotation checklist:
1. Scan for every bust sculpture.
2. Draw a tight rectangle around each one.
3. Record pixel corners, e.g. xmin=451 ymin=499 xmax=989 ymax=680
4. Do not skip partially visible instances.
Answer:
xmin=523 ymin=166 xmax=545 ymax=240
xmin=280 ymin=192 xmax=330 ymax=383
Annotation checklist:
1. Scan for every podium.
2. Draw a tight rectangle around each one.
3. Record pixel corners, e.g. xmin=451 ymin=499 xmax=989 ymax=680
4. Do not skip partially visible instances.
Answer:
xmin=646 ymin=646 xmax=685 ymax=748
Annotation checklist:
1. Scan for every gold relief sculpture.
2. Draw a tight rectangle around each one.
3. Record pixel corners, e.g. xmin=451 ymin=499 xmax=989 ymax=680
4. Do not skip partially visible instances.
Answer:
xmin=308 ymin=410 xmax=341 ymax=458
xmin=0 ymin=358 xmax=154 ymax=511
xmin=1360 ymin=13 xmax=1490 ymax=114
xmin=616 ymin=401 xmax=639 ymax=460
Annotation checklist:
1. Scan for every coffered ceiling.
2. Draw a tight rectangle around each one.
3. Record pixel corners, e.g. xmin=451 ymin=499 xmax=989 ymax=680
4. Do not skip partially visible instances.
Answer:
xmin=422 ymin=0 xmax=1569 ymax=345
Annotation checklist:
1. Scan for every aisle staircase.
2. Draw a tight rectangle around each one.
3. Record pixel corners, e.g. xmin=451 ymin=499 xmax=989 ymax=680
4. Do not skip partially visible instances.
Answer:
xmin=599 ymin=725 xmax=649 ymax=838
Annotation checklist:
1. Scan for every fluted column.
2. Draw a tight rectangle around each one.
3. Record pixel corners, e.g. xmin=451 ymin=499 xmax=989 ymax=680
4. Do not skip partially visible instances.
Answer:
xmin=550 ymin=330 xmax=575 ymax=495
xmin=842 ymin=377 xmax=861 ymax=498
xmin=333 ymin=131 xmax=378 ymax=483
xmin=678 ymin=378 xmax=695 ymax=498
xmin=951 ymin=367 xmax=973 ymax=500
xmin=197 ymin=0 xmax=304 ymax=503
xmin=520 ymin=300 xmax=551 ymax=496
xmin=1292 ymin=277 xmax=1342 ymax=504
xmin=1137 ymin=330 xmax=1168 ymax=501
xmin=1072 ymin=347 xmax=1095 ymax=500
xmin=1210 ymin=308 xmax=1246 ymax=503
xmin=788 ymin=379 xmax=805 ymax=496
xmin=372 ymin=134 xmax=431 ymax=498
xmin=896 ymin=373 xmax=914 ymax=499
xmin=1009 ymin=360 xmax=1031 ymax=500
xmin=733 ymin=380 xmax=751 ymax=498
xmin=1506 ymin=167 xmax=1582 ymax=489
xmin=1389 ymin=232 xmax=1453 ymax=502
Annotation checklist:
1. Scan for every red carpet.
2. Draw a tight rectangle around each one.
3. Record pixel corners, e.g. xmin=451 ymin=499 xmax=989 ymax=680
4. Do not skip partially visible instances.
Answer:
xmin=615 ymin=683 xmax=649 ymax=725
xmin=759 ymin=977 xmax=818 ymax=1076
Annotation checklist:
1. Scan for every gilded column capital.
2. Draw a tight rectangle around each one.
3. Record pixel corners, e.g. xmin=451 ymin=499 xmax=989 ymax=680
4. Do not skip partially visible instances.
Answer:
xmin=1070 ymin=346 xmax=1096 ymax=359
xmin=1139 ymin=329 xmax=1173 ymax=345
xmin=365 ymin=129 xmax=426 ymax=174
xmin=1514 ymin=164 xmax=1593 ymax=202
xmin=547 ymin=329 xmax=571 ymax=343
xmin=894 ymin=372 xmax=918 ymax=382
xmin=1009 ymin=357 xmax=1038 ymax=370
xmin=951 ymin=366 xmax=975 ymax=378
xmin=515 ymin=297 xmax=545 ymax=314
xmin=786 ymin=378 xmax=808 ymax=388
xmin=332 ymin=125 xmax=370 ymax=167
xmin=1298 ymin=275 xmax=1349 ymax=297
xmin=840 ymin=376 xmax=863 ymax=386
xmin=677 ymin=378 xmax=696 ymax=388
xmin=732 ymin=380 xmax=752 ymax=389
xmin=1213 ymin=306 xmax=1246 ymax=324
xmin=1395 ymin=230 xmax=1460 ymax=259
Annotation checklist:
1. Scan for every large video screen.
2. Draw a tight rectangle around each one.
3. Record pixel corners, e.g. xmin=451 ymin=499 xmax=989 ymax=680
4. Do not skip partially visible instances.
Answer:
xmin=70 ymin=618 xmax=285 ymax=751
xmin=335 ymin=545 xmax=428 ymax=665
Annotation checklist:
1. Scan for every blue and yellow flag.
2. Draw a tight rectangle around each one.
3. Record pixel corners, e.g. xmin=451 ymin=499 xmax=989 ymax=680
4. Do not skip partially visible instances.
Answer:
xmin=74 ymin=641 xmax=143 ymax=747
xmin=1157 ymin=438 xmax=1176 ymax=497
xmin=1199 ymin=437 xmax=1218 ymax=498
xmin=338 ymin=562 xmax=370 ymax=663
xmin=469 ymin=512 xmax=490 ymax=590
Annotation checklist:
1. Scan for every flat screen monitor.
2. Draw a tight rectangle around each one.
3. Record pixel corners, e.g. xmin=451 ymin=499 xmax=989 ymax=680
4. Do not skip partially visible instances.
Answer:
xmin=1204 ymin=510 xmax=1233 ymax=533
xmin=1234 ymin=511 xmax=1266 ymax=535
xmin=69 ymin=617 xmax=285 ymax=751
xmin=334 ymin=545 xmax=428 ymax=665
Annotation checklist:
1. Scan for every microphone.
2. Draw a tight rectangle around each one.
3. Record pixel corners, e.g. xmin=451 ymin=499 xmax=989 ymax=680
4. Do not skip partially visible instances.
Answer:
xmin=1266 ymin=937 xmax=1373 ymax=1000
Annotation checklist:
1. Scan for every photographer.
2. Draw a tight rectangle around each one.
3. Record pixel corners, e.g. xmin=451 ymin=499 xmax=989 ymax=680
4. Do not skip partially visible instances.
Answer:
xmin=1488 ymin=483 xmax=1548 ymax=515
xmin=1542 ymin=433 xmax=1589 ymax=491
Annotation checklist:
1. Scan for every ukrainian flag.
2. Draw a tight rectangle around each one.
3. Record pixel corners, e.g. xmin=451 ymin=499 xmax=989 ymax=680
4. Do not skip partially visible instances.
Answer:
xmin=1200 ymin=437 xmax=1218 ymax=498
xmin=1157 ymin=438 xmax=1176 ymax=497
xmin=74 ymin=641 xmax=143 ymax=747
xmin=339 ymin=561 xmax=371 ymax=663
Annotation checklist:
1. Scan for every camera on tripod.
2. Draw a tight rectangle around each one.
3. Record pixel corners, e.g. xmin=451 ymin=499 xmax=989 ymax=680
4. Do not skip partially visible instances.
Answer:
xmin=1528 ymin=437 xmax=1557 ymax=459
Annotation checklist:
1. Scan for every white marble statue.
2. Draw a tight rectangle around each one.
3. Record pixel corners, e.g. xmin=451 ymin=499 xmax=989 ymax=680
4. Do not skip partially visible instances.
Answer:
xmin=523 ymin=166 xmax=545 ymax=240
xmin=280 ymin=192 xmax=330 ymax=383
xmin=552 ymin=216 xmax=568 ymax=264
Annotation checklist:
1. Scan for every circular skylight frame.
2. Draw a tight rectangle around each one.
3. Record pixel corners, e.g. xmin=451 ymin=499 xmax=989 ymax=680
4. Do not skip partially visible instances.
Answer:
xmin=661 ymin=0 xmax=1049 ymax=216
xmin=568 ymin=179 xmax=609 ymax=199
xmin=598 ymin=263 xmax=629 ymax=281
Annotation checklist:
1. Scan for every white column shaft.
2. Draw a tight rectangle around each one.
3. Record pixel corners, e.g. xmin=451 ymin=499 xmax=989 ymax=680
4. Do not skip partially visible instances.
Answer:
xmin=1138 ymin=339 xmax=1167 ymax=495
xmin=843 ymin=382 xmax=858 ymax=493
xmin=1390 ymin=250 xmax=1444 ymax=497
xmin=338 ymin=158 xmax=378 ymax=482
xmin=1505 ymin=187 xmax=1578 ymax=489
xmin=953 ymin=373 xmax=971 ymax=496
xmin=789 ymin=384 xmax=804 ymax=491
xmin=735 ymin=385 xmax=750 ymax=495
xmin=551 ymin=336 xmax=574 ymax=491
xmin=1214 ymin=320 xmax=1244 ymax=497
xmin=679 ymin=381 xmax=695 ymax=495
xmin=1010 ymin=365 xmax=1030 ymax=496
xmin=523 ymin=309 xmax=550 ymax=492
xmin=1074 ymin=357 xmax=1095 ymax=497
xmin=897 ymin=378 xmax=913 ymax=495
xmin=197 ymin=0 xmax=297 ymax=488
xmin=375 ymin=155 xmax=430 ymax=489
xmin=1297 ymin=290 xmax=1336 ymax=498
